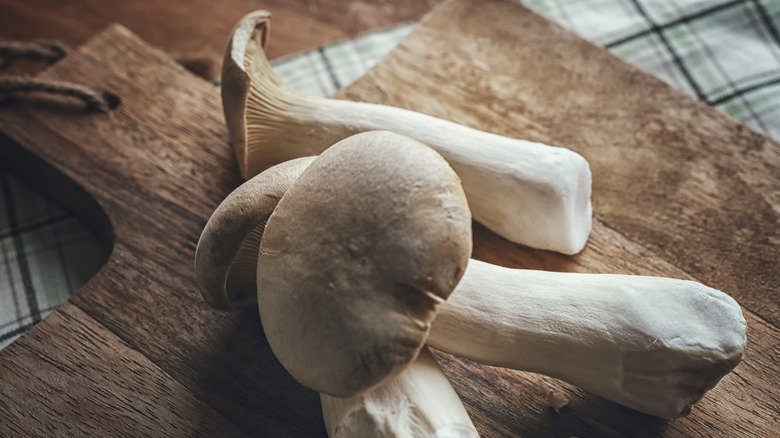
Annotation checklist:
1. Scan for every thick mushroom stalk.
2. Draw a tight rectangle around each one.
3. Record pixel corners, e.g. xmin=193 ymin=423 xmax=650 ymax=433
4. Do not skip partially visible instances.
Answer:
xmin=428 ymin=259 xmax=747 ymax=419
xmin=222 ymin=10 xmax=593 ymax=255
xmin=321 ymin=347 xmax=479 ymax=438
xmin=256 ymin=131 xmax=472 ymax=397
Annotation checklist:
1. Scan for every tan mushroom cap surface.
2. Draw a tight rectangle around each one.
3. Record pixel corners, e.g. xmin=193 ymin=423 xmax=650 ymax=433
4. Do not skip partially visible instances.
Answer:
xmin=195 ymin=157 xmax=315 ymax=311
xmin=257 ymin=131 xmax=473 ymax=397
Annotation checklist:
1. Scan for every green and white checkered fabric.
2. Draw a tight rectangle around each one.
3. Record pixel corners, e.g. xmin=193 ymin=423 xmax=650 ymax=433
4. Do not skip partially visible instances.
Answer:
xmin=2 ymin=0 xmax=779 ymax=350
xmin=272 ymin=23 xmax=415 ymax=97
xmin=527 ymin=0 xmax=780 ymax=138
xmin=0 ymin=173 xmax=108 ymax=349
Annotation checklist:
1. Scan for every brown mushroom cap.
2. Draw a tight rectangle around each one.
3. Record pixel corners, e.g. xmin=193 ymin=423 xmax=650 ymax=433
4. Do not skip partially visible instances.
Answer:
xmin=257 ymin=131 xmax=472 ymax=397
xmin=195 ymin=156 xmax=315 ymax=310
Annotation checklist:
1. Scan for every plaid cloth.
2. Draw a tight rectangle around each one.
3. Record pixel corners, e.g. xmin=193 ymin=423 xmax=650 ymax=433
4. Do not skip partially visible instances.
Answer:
xmin=526 ymin=0 xmax=780 ymax=139
xmin=2 ymin=0 xmax=779 ymax=350
xmin=0 ymin=173 xmax=108 ymax=349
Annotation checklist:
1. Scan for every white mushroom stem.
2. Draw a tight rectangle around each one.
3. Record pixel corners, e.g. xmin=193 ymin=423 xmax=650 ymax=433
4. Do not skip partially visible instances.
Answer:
xmin=428 ymin=259 xmax=747 ymax=419
xmin=223 ymin=11 xmax=593 ymax=254
xmin=321 ymin=347 xmax=479 ymax=438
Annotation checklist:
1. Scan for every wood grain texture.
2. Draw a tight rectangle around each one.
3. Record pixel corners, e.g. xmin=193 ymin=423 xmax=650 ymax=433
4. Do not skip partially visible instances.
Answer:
xmin=0 ymin=24 xmax=326 ymax=437
xmin=0 ymin=0 xmax=442 ymax=71
xmin=342 ymin=0 xmax=779 ymax=327
xmin=0 ymin=302 xmax=247 ymax=437
xmin=0 ymin=0 xmax=777 ymax=436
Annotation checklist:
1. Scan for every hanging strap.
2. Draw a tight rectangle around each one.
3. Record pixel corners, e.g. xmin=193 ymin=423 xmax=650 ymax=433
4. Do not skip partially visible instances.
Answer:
xmin=0 ymin=39 xmax=115 ymax=112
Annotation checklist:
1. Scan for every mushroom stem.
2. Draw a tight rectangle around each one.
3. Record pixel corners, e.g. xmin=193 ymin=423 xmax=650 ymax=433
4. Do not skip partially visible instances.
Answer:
xmin=321 ymin=347 xmax=479 ymax=438
xmin=223 ymin=11 xmax=593 ymax=255
xmin=428 ymin=259 xmax=748 ymax=419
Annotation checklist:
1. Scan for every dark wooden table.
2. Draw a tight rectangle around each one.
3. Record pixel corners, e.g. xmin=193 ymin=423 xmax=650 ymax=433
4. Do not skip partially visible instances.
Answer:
xmin=0 ymin=0 xmax=441 ymax=71
xmin=1 ymin=0 xmax=778 ymax=436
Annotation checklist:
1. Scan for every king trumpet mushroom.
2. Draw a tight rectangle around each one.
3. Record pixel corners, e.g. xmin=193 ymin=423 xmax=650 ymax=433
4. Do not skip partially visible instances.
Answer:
xmin=195 ymin=131 xmax=746 ymax=424
xmin=221 ymin=10 xmax=593 ymax=255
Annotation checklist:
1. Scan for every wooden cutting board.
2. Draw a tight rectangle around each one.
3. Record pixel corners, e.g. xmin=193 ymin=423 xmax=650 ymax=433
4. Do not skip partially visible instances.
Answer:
xmin=1 ymin=0 xmax=777 ymax=436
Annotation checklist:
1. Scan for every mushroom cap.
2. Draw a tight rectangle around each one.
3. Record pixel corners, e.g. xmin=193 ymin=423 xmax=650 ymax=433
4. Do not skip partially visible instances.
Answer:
xmin=257 ymin=131 xmax=473 ymax=397
xmin=195 ymin=156 xmax=315 ymax=310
